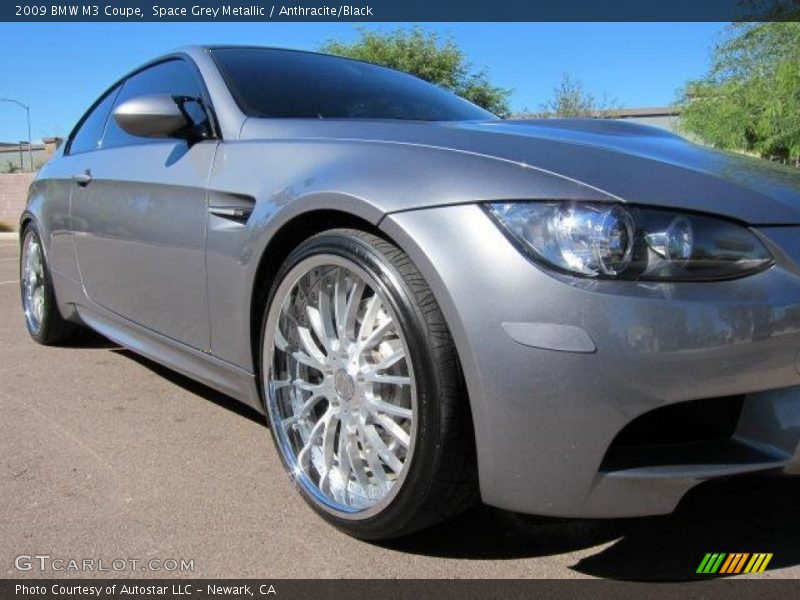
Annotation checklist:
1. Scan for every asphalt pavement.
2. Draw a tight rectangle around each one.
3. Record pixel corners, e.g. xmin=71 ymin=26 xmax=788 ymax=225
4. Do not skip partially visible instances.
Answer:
xmin=2 ymin=235 xmax=800 ymax=580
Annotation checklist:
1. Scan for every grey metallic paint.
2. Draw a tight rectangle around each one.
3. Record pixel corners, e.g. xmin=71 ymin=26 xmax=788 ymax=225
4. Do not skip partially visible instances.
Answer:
xmin=22 ymin=45 xmax=800 ymax=518
xmin=113 ymin=94 xmax=190 ymax=139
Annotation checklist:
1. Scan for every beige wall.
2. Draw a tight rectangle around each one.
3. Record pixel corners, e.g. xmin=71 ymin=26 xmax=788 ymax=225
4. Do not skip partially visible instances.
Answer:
xmin=0 ymin=172 xmax=35 ymax=231
xmin=0 ymin=138 xmax=62 ymax=174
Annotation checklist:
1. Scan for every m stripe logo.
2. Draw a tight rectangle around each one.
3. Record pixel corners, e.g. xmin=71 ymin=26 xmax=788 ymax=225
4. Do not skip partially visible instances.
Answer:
xmin=696 ymin=553 xmax=773 ymax=574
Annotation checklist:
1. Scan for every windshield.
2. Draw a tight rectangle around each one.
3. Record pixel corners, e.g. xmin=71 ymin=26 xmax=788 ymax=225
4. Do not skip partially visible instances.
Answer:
xmin=211 ymin=47 xmax=497 ymax=122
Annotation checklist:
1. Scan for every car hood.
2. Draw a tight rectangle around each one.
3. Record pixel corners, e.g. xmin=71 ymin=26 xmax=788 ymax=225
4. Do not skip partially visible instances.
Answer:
xmin=240 ymin=117 xmax=800 ymax=225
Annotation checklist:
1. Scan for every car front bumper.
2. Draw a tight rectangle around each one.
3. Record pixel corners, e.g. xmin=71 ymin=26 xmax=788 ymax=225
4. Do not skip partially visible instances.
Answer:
xmin=381 ymin=204 xmax=800 ymax=517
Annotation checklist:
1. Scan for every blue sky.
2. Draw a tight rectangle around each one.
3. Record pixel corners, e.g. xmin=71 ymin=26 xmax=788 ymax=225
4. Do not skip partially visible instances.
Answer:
xmin=0 ymin=22 xmax=726 ymax=142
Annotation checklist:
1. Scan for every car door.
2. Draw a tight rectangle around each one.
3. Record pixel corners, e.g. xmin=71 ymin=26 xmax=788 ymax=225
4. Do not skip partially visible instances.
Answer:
xmin=36 ymin=84 xmax=121 ymax=284
xmin=71 ymin=59 xmax=217 ymax=351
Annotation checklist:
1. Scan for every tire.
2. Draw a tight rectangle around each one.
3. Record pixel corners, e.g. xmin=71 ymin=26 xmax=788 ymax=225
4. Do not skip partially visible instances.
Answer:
xmin=260 ymin=228 xmax=477 ymax=540
xmin=20 ymin=224 xmax=85 ymax=345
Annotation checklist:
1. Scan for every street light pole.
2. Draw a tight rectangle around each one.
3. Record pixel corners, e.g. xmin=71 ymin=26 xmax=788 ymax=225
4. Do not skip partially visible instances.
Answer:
xmin=25 ymin=103 xmax=32 ymax=172
xmin=0 ymin=97 xmax=33 ymax=172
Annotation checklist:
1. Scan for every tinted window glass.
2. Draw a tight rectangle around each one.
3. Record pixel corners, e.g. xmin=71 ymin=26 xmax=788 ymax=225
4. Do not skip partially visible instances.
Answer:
xmin=68 ymin=86 xmax=120 ymax=155
xmin=212 ymin=47 xmax=496 ymax=121
xmin=103 ymin=59 xmax=207 ymax=149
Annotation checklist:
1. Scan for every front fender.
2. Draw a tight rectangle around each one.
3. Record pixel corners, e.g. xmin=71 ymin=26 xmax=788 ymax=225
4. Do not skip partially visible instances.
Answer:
xmin=203 ymin=137 xmax=612 ymax=371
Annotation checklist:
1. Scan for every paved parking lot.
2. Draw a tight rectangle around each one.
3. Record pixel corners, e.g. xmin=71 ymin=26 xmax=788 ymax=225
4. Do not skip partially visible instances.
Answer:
xmin=2 ymin=234 xmax=800 ymax=580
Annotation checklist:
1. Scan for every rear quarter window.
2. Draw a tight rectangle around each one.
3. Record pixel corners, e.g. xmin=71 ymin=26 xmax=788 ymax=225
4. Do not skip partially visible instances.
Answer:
xmin=67 ymin=86 xmax=121 ymax=155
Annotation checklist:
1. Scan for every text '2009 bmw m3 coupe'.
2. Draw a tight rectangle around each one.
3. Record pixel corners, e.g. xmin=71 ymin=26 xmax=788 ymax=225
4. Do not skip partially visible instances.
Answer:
xmin=20 ymin=45 xmax=800 ymax=539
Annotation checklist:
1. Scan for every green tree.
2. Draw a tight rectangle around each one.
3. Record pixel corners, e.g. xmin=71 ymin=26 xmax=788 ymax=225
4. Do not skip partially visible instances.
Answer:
xmin=538 ymin=74 xmax=619 ymax=118
xmin=514 ymin=74 xmax=618 ymax=119
xmin=320 ymin=27 xmax=511 ymax=117
xmin=678 ymin=23 xmax=800 ymax=165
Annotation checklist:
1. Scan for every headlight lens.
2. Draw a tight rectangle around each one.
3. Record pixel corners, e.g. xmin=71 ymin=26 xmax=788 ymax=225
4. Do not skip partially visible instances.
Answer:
xmin=484 ymin=202 xmax=773 ymax=281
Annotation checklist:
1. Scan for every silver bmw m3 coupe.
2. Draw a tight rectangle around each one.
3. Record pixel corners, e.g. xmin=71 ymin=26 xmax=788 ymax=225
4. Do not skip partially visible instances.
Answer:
xmin=20 ymin=45 xmax=800 ymax=539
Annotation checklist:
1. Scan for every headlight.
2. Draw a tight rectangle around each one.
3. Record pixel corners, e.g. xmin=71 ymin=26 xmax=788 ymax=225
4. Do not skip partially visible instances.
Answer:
xmin=484 ymin=201 xmax=773 ymax=281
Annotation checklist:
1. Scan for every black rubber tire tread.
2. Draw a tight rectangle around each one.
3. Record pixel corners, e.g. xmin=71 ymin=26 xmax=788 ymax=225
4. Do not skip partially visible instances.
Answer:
xmin=20 ymin=224 xmax=86 ymax=346
xmin=261 ymin=228 xmax=478 ymax=540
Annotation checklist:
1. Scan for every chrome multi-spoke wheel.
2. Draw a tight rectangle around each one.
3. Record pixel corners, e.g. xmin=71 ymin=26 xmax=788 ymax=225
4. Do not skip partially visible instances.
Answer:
xmin=263 ymin=255 xmax=416 ymax=518
xmin=21 ymin=230 xmax=46 ymax=335
xmin=262 ymin=230 xmax=475 ymax=539
xmin=19 ymin=225 xmax=83 ymax=345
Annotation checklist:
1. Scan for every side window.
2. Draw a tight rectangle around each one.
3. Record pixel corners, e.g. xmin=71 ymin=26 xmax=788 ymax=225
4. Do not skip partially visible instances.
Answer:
xmin=67 ymin=86 xmax=121 ymax=155
xmin=102 ymin=59 xmax=207 ymax=150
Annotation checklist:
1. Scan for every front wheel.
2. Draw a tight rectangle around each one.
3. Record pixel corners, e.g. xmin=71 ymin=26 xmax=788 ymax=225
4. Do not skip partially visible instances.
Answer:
xmin=260 ymin=229 xmax=476 ymax=540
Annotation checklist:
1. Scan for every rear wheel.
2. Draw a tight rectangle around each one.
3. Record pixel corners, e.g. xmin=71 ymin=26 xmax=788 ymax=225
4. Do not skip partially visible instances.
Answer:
xmin=260 ymin=229 xmax=476 ymax=540
xmin=20 ymin=224 xmax=85 ymax=345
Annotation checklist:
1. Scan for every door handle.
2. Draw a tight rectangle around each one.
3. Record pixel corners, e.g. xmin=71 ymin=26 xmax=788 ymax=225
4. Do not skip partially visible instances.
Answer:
xmin=72 ymin=170 xmax=92 ymax=187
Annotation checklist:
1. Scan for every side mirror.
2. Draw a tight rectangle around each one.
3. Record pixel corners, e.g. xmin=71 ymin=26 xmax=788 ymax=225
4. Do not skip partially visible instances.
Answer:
xmin=112 ymin=94 xmax=194 ymax=139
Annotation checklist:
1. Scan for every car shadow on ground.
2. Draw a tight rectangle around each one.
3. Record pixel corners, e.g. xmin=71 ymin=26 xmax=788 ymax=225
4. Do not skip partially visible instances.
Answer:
xmin=384 ymin=474 xmax=800 ymax=581
xmin=111 ymin=348 xmax=265 ymax=425
xmin=107 ymin=342 xmax=800 ymax=581
xmin=63 ymin=329 xmax=120 ymax=348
